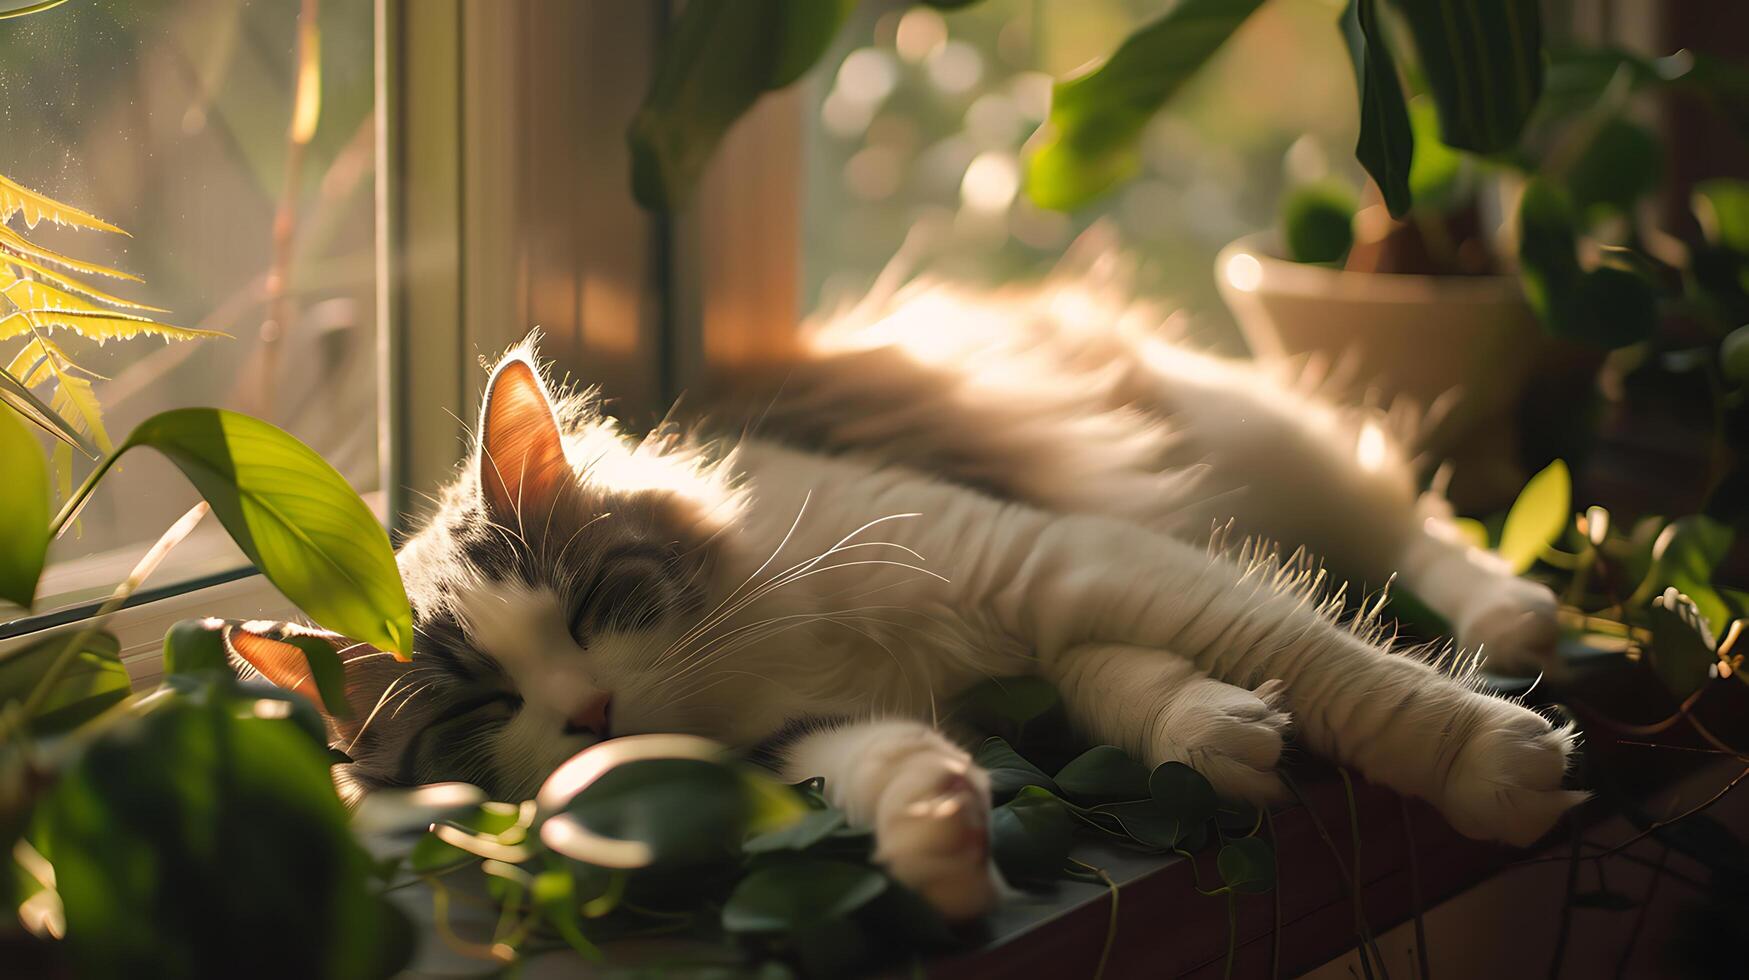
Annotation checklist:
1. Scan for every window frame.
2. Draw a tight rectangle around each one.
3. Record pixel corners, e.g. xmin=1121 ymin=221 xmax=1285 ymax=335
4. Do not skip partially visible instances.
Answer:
xmin=1 ymin=0 xmax=804 ymax=673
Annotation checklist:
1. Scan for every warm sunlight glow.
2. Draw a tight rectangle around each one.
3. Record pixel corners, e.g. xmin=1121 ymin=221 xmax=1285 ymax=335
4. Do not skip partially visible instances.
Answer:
xmin=1224 ymin=253 xmax=1264 ymax=292
xmin=961 ymin=151 xmax=1020 ymax=212
xmin=1355 ymin=420 xmax=1388 ymax=472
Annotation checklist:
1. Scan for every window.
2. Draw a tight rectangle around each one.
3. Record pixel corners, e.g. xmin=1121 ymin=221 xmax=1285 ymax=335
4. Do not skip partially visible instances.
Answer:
xmin=800 ymin=0 xmax=1359 ymax=349
xmin=0 ymin=0 xmax=378 ymax=626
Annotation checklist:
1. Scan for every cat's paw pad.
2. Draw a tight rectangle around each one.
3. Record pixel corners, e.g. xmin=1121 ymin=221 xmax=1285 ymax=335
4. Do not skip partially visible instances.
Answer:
xmin=1162 ymin=679 xmax=1292 ymax=804
xmin=1456 ymin=577 xmax=1561 ymax=675
xmin=874 ymin=756 xmax=998 ymax=921
xmin=1438 ymin=709 xmax=1587 ymax=847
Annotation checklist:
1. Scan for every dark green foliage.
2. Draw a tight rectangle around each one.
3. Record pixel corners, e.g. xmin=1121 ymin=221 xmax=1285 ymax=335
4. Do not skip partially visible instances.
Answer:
xmin=989 ymin=785 xmax=1076 ymax=883
xmin=974 ymin=735 xmax=1060 ymax=803
xmin=0 ymin=631 xmax=128 ymax=736
xmin=630 ymin=0 xmax=854 ymax=211
xmin=1388 ymin=0 xmax=1543 ymax=154
xmin=1564 ymin=118 xmax=1662 ymax=216
xmin=31 ymin=679 xmax=411 ymax=979
xmin=1282 ymin=183 xmax=1358 ymax=265
xmin=1340 ymin=0 xmax=1414 ymax=217
xmin=1054 ymin=745 xmax=1151 ymax=804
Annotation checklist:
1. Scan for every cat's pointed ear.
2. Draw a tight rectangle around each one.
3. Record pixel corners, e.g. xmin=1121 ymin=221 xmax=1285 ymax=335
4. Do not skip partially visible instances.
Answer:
xmin=221 ymin=620 xmax=370 ymax=719
xmin=477 ymin=353 xmax=570 ymax=521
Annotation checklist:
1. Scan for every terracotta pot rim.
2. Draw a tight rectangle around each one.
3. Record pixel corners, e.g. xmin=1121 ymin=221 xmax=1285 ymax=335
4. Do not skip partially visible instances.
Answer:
xmin=1217 ymin=233 xmax=1529 ymax=307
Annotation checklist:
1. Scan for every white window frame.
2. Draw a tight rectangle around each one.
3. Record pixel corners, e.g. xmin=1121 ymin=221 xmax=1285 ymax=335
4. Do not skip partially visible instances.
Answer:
xmin=1 ymin=0 xmax=804 ymax=686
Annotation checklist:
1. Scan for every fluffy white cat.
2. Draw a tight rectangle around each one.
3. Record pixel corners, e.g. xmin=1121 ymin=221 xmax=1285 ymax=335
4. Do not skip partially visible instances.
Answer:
xmin=233 ymin=258 xmax=1582 ymax=921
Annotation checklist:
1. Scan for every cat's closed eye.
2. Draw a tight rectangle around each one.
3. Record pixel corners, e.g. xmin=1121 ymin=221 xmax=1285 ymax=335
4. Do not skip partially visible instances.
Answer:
xmin=571 ymin=560 xmax=672 ymax=640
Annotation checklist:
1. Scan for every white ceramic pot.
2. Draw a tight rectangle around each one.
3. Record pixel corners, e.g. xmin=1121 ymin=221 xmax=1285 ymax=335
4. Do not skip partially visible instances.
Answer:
xmin=1215 ymin=233 xmax=1548 ymax=502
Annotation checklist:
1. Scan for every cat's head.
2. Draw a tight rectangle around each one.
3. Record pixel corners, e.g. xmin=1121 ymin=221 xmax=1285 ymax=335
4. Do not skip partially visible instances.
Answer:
xmin=232 ymin=342 xmax=749 ymax=801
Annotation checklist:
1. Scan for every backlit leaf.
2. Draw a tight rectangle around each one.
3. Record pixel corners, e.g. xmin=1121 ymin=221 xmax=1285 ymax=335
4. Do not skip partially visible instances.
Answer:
xmin=1498 ymin=459 xmax=1570 ymax=573
xmin=65 ymin=409 xmax=411 ymax=655
xmin=0 ymin=363 xmax=96 ymax=456
xmin=0 ymin=406 xmax=50 ymax=605
xmin=1026 ymin=0 xmax=1266 ymax=211
xmin=0 ymin=222 xmax=139 ymax=280
xmin=0 ymin=252 xmax=164 ymax=311
xmin=1694 ymin=179 xmax=1749 ymax=254
xmin=0 ymin=308 xmax=224 ymax=345
xmin=0 ymin=173 xmax=126 ymax=233
xmin=1341 ymin=0 xmax=1414 ymax=217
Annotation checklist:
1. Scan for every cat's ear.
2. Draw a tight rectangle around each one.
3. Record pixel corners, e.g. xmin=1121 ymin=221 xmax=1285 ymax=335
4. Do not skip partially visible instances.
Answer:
xmin=477 ymin=353 xmax=570 ymax=521
xmin=221 ymin=620 xmax=371 ymax=718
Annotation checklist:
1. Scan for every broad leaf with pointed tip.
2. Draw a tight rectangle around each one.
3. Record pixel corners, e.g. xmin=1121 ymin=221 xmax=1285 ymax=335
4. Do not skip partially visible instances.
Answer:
xmin=1341 ymin=0 xmax=1414 ymax=217
xmin=1498 ymin=459 xmax=1570 ymax=574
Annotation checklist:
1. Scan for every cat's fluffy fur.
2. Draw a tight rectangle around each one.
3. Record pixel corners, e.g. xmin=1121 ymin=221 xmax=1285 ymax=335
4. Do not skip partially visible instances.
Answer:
xmin=235 ymin=256 xmax=1584 ymax=921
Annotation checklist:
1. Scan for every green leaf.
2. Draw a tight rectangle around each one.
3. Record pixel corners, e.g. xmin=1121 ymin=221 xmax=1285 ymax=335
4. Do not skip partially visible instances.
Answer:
xmin=0 ymin=630 xmax=128 ymax=735
xmin=1216 ymin=836 xmax=1276 ymax=894
xmin=563 ymin=757 xmax=752 ymax=869
xmin=1647 ymin=588 xmax=1719 ymax=699
xmin=1054 ymin=745 xmax=1151 ymax=804
xmin=1025 ymin=0 xmax=1267 ymax=211
xmin=1645 ymin=516 xmax=1735 ymax=636
xmin=1089 ymin=799 xmax=1203 ymax=850
xmin=1566 ymin=118 xmax=1662 ymax=216
xmin=1407 ymin=96 xmax=1462 ymax=208
xmin=954 ymin=674 xmax=1061 ymax=729
xmin=630 ymin=0 xmax=854 ymax=211
xmin=1498 ymin=459 xmax=1570 ymax=573
xmin=1282 ymin=182 xmax=1357 ymax=265
xmin=1517 ymin=178 xmax=1581 ymax=323
xmin=744 ymin=809 xmax=846 ymax=854
xmin=989 ymin=785 xmax=1075 ymax=883
xmin=0 ymin=405 xmax=50 ymax=606
xmin=532 ymin=868 xmax=602 ymax=960
xmin=63 ymin=409 xmax=412 ymax=656
xmin=1722 ymin=325 xmax=1749 ymax=384
xmin=33 ymin=680 xmax=411 ymax=979
xmin=161 ymin=618 xmax=231 ymax=677
xmin=974 ymin=736 xmax=1060 ymax=804
xmin=1389 ymin=0 xmax=1543 ymax=154
xmin=1453 ymin=517 xmax=1491 ymax=550
xmin=721 ymin=859 xmax=888 ymax=934
xmin=1570 ymin=265 xmax=1659 ymax=349
xmin=1340 ymin=0 xmax=1414 ymax=217
xmin=1695 ymin=179 xmax=1749 ymax=254
xmin=1150 ymin=761 xmax=1218 ymax=824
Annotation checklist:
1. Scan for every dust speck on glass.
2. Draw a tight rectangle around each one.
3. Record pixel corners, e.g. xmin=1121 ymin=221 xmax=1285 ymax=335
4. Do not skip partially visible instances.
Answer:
xmin=0 ymin=0 xmax=377 ymax=613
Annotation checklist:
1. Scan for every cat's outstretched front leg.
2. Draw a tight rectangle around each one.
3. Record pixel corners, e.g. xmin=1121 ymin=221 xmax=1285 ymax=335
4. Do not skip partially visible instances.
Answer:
xmin=775 ymin=719 xmax=999 ymax=920
xmin=1050 ymin=643 xmax=1291 ymax=804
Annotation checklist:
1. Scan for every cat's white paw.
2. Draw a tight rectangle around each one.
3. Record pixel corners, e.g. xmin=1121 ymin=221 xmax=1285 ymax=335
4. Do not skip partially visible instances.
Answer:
xmin=872 ymin=748 xmax=999 ymax=921
xmin=1454 ymin=576 xmax=1561 ymax=675
xmin=1437 ymin=706 xmax=1587 ymax=847
xmin=1157 ymin=678 xmax=1293 ymax=804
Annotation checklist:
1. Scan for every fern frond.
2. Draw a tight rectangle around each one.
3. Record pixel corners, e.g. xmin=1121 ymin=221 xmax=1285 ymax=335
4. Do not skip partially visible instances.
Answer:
xmin=0 ymin=308 xmax=227 ymax=345
xmin=0 ymin=365 xmax=98 ymax=458
xmin=0 ymin=254 xmax=165 ymax=312
xmin=0 ymin=174 xmax=127 ymax=234
xmin=0 ymin=222 xmax=141 ymax=281
xmin=6 ymin=335 xmax=106 ymax=388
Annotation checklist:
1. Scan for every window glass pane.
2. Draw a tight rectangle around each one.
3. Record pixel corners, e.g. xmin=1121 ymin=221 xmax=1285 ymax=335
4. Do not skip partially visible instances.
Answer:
xmin=0 ymin=0 xmax=377 ymax=619
xmin=802 ymin=0 xmax=1357 ymax=349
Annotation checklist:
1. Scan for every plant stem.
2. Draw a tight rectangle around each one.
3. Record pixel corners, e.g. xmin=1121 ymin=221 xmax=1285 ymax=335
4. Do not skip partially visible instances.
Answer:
xmin=46 ymin=439 xmax=127 ymax=541
xmin=1398 ymin=796 xmax=1431 ymax=980
xmin=3 ymin=502 xmax=208 ymax=744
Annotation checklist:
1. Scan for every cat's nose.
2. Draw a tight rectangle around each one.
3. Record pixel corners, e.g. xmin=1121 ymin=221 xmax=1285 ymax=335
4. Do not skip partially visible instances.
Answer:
xmin=562 ymin=692 xmax=613 ymax=738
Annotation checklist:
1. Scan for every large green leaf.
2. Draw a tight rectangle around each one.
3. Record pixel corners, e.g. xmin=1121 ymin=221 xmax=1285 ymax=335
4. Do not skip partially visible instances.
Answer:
xmin=1389 ymin=0 xmax=1542 ymax=154
xmin=974 ymin=736 xmax=1059 ymax=804
xmin=1565 ymin=118 xmax=1662 ymax=216
xmin=630 ymin=0 xmax=854 ymax=211
xmin=1216 ymin=836 xmax=1276 ymax=893
xmin=0 ymin=630 xmax=128 ymax=735
xmin=989 ymin=785 xmax=1075 ymax=883
xmin=1695 ymin=179 xmax=1749 ymax=255
xmin=1340 ymin=0 xmax=1414 ymax=217
xmin=1054 ymin=745 xmax=1151 ymax=804
xmin=721 ymin=859 xmax=887 ymax=934
xmin=1025 ymin=0 xmax=1266 ymax=211
xmin=1497 ymin=459 xmax=1570 ymax=574
xmin=33 ymin=682 xmax=412 ymax=979
xmin=561 ymin=757 xmax=752 ymax=869
xmin=0 ymin=405 xmax=50 ymax=606
xmin=59 ymin=409 xmax=412 ymax=656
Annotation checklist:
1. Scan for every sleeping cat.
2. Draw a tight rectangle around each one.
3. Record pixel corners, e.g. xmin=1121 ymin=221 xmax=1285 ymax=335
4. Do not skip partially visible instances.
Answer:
xmin=231 ymin=260 xmax=1582 ymax=920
